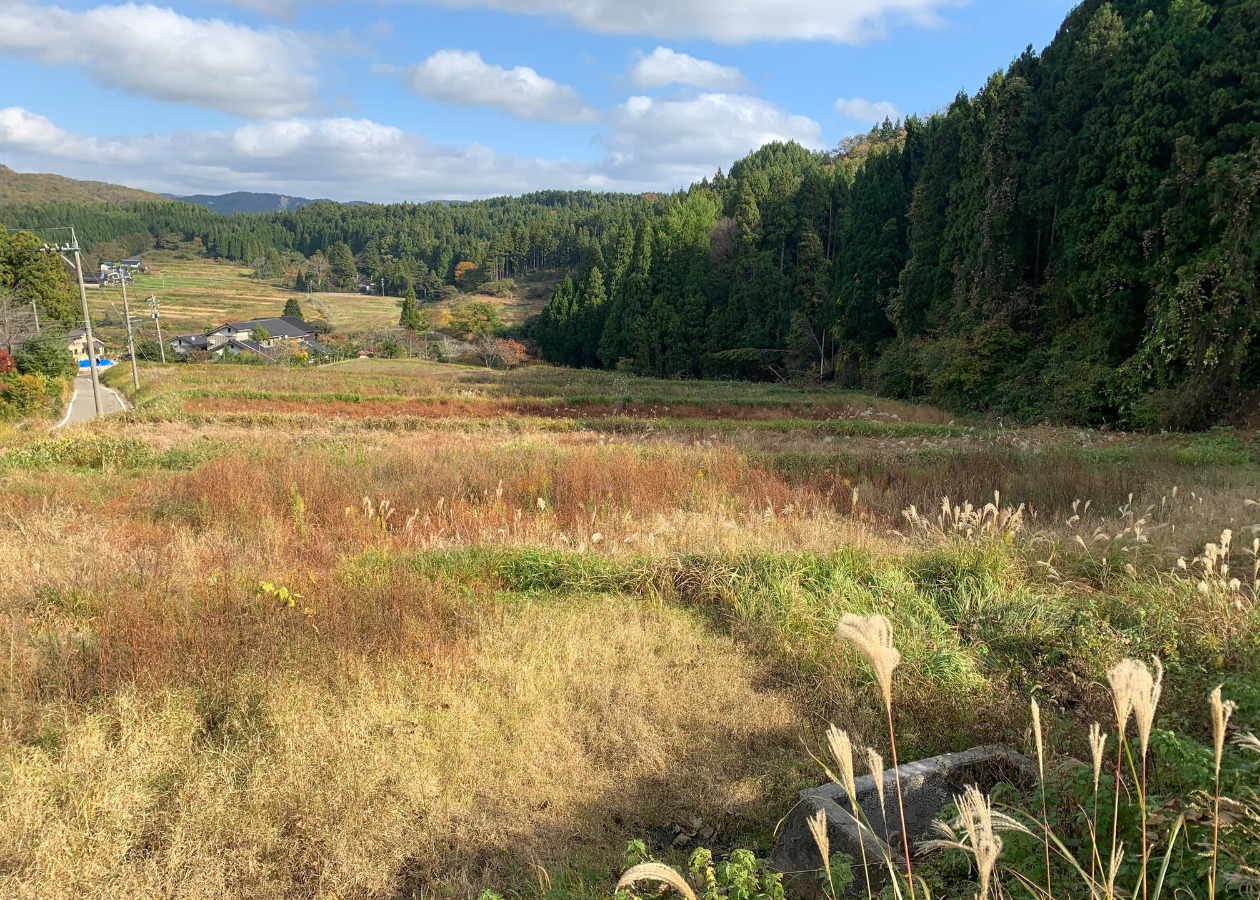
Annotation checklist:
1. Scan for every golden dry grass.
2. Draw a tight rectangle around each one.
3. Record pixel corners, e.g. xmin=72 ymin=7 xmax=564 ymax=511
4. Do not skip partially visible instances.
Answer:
xmin=0 ymin=597 xmax=804 ymax=899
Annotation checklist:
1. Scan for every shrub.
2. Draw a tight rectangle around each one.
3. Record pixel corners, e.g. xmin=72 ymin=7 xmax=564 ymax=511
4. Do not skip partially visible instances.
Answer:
xmin=134 ymin=339 xmax=166 ymax=361
xmin=480 ymin=278 xmax=515 ymax=299
xmin=0 ymin=372 xmax=52 ymax=419
xmin=0 ymin=347 xmax=15 ymax=374
xmin=0 ymin=434 xmax=153 ymax=470
xmin=423 ymin=338 xmax=447 ymax=363
xmin=15 ymin=331 xmax=75 ymax=380
xmin=618 ymin=842 xmax=793 ymax=900
xmin=447 ymin=300 xmax=503 ymax=339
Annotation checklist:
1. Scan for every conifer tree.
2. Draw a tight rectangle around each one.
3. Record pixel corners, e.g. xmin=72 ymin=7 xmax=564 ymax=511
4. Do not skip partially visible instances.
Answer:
xmin=399 ymin=286 xmax=425 ymax=331
xmin=598 ymin=218 xmax=653 ymax=369
xmin=575 ymin=266 xmax=606 ymax=368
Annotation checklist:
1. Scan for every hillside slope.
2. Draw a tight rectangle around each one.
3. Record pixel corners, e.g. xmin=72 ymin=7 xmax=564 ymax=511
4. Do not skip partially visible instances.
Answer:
xmin=0 ymin=164 xmax=166 ymax=205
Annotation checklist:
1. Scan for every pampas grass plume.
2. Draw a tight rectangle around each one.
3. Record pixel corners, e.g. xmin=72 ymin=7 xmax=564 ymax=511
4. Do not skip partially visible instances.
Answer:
xmin=807 ymin=809 xmax=832 ymax=882
xmin=837 ymin=613 xmax=901 ymax=710
xmin=616 ymin=863 xmax=697 ymax=900
xmin=826 ymin=725 xmax=858 ymax=799
xmin=866 ymin=748 xmax=885 ymax=816
xmin=1089 ymin=722 xmax=1106 ymax=792
xmin=1209 ymin=685 xmax=1237 ymax=776
xmin=1107 ymin=657 xmax=1163 ymax=753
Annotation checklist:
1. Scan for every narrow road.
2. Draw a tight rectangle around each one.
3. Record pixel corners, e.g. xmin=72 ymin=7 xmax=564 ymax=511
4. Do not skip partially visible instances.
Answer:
xmin=55 ymin=371 xmax=128 ymax=428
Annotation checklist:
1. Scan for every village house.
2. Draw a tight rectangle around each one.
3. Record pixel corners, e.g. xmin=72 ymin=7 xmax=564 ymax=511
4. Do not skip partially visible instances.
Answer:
xmin=171 ymin=316 xmax=326 ymax=362
xmin=67 ymin=328 xmax=106 ymax=362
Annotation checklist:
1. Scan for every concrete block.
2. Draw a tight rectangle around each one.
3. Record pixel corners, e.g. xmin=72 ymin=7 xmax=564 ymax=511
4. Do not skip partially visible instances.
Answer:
xmin=770 ymin=744 xmax=1036 ymax=893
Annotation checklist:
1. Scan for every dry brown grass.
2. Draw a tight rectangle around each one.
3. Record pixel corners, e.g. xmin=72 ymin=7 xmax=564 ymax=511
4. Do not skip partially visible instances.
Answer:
xmin=1 ymin=597 xmax=803 ymax=899
xmin=0 ymin=425 xmax=839 ymax=898
xmin=2 ymin=360 xmax=1257 ymax=899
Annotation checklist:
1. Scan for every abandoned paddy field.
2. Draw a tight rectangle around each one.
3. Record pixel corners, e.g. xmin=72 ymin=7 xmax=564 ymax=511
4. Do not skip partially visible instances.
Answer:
xmin=1 ymin=358 xmax=1258 ymax=899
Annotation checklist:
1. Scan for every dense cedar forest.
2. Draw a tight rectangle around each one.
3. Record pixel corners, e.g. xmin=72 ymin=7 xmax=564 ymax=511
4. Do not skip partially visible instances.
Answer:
xmin=3 ymin=0 xmax=1258 ymax=427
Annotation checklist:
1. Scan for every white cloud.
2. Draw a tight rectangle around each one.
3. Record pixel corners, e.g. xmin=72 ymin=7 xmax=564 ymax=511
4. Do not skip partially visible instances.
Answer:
xmin=0 ymin=101 xmax=824 ymax=200
xmin=0 ymin=106 xmax=153 ymax=163
xmin=834 ymin=97 xmax=901 ymax=123
xmin=630 ymin=47 xmax=748 ymax=90
xmin=381 ymin=50 xmax=597 ymax=124
xmin=604 ymin=93 xmax=823 ymax=185
xmin=427 ymin=0 xmax=964 ymax=44
xmin=0 ymin=3 xmax=318 ymax=118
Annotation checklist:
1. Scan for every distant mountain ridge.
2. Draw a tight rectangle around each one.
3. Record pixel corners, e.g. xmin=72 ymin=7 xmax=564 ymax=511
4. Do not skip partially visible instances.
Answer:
xmin=167 ymin=191 xmax=330 ymax=214
xmin=0 ymin=164 xmax=167 ymax=205
xmin=0 ymin=164 xmax=352 ymax=213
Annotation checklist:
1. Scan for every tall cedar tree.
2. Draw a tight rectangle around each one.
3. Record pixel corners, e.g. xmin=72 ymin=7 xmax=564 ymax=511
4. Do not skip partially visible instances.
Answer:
xmin=399 ymin=287 xmax=425 ymax=331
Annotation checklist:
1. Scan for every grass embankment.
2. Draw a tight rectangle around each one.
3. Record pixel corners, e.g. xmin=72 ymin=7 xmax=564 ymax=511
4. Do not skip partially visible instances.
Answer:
xmin=0 ymin=359 xmax=1257 ymax=899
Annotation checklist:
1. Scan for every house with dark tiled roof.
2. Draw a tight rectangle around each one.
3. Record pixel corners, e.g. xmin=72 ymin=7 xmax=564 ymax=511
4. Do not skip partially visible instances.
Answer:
xmin=204 ymin=316 xmax=316 ymax=348
xmin=170 ymin=315 xmax=326 ymax=362
xmin=171 ymin=333 xmax=210 ymax=353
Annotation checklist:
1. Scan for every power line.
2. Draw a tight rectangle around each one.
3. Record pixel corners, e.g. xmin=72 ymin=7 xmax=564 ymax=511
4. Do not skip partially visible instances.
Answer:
xmin=18 ymin=227 xmax=104 ymax=416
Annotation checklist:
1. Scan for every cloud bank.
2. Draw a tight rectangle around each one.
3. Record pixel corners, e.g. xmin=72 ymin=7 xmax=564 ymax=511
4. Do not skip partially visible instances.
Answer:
xmin=429 ymin=0 xmax=963 ymax=44
xmin=604 ymin=94 xmax=823 ymax=185
xmin=0 ymin=3 xmax=318 ymax=118
xmin=0 ymin=100 xmax=824 ymax=200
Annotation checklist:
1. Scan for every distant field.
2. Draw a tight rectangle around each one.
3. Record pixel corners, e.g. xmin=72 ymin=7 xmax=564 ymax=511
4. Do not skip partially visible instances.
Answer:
xmin=87 ymin=257 xmax=401 ymax=340
xmin=85 ymin=256 xmax=551 ymax=352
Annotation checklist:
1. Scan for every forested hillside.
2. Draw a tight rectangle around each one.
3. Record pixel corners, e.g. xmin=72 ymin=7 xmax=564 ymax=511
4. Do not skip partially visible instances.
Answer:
xmin=0 ymin=189 xmax=654 ymax=299
xmin=0 ymin=165 xmax=165 ymax=206
xmin=538 ymin=0 xmax=1260 ymax=429
xmin=2 ymin=0 xmax=1256 ymax=427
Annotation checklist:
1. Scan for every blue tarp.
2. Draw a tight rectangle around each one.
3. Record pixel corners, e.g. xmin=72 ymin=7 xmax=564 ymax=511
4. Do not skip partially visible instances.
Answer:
xmin=79 ymin=359 xmax=114 ymax=368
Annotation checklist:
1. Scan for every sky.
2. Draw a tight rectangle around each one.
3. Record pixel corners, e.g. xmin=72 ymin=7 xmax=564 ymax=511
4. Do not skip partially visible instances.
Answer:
xmin=0 ymin=0 xmax=1077 ymax=202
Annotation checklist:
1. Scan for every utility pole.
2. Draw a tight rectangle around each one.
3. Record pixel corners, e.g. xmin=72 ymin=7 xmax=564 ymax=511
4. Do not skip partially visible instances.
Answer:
xmin=72 ymin=239 xmax=105 ymax=415
xmin=120 ymin=266 xmax=140 ymax=389
xmin=30 ymin=300 xmax=39 ymax=333
xmin=148 ymin=295 xmax=166 ymax=363
xmin=22 ymin=226 xmax=102 ymax=415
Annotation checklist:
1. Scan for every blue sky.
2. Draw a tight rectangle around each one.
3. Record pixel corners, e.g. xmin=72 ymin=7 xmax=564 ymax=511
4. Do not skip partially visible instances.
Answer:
xmin=0 ymin=0 xmax=1076 ymax=201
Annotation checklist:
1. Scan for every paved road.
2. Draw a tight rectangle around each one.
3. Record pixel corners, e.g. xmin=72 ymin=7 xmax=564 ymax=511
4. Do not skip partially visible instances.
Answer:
xmin=56 ymin=370 xmax=128 ymax=428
